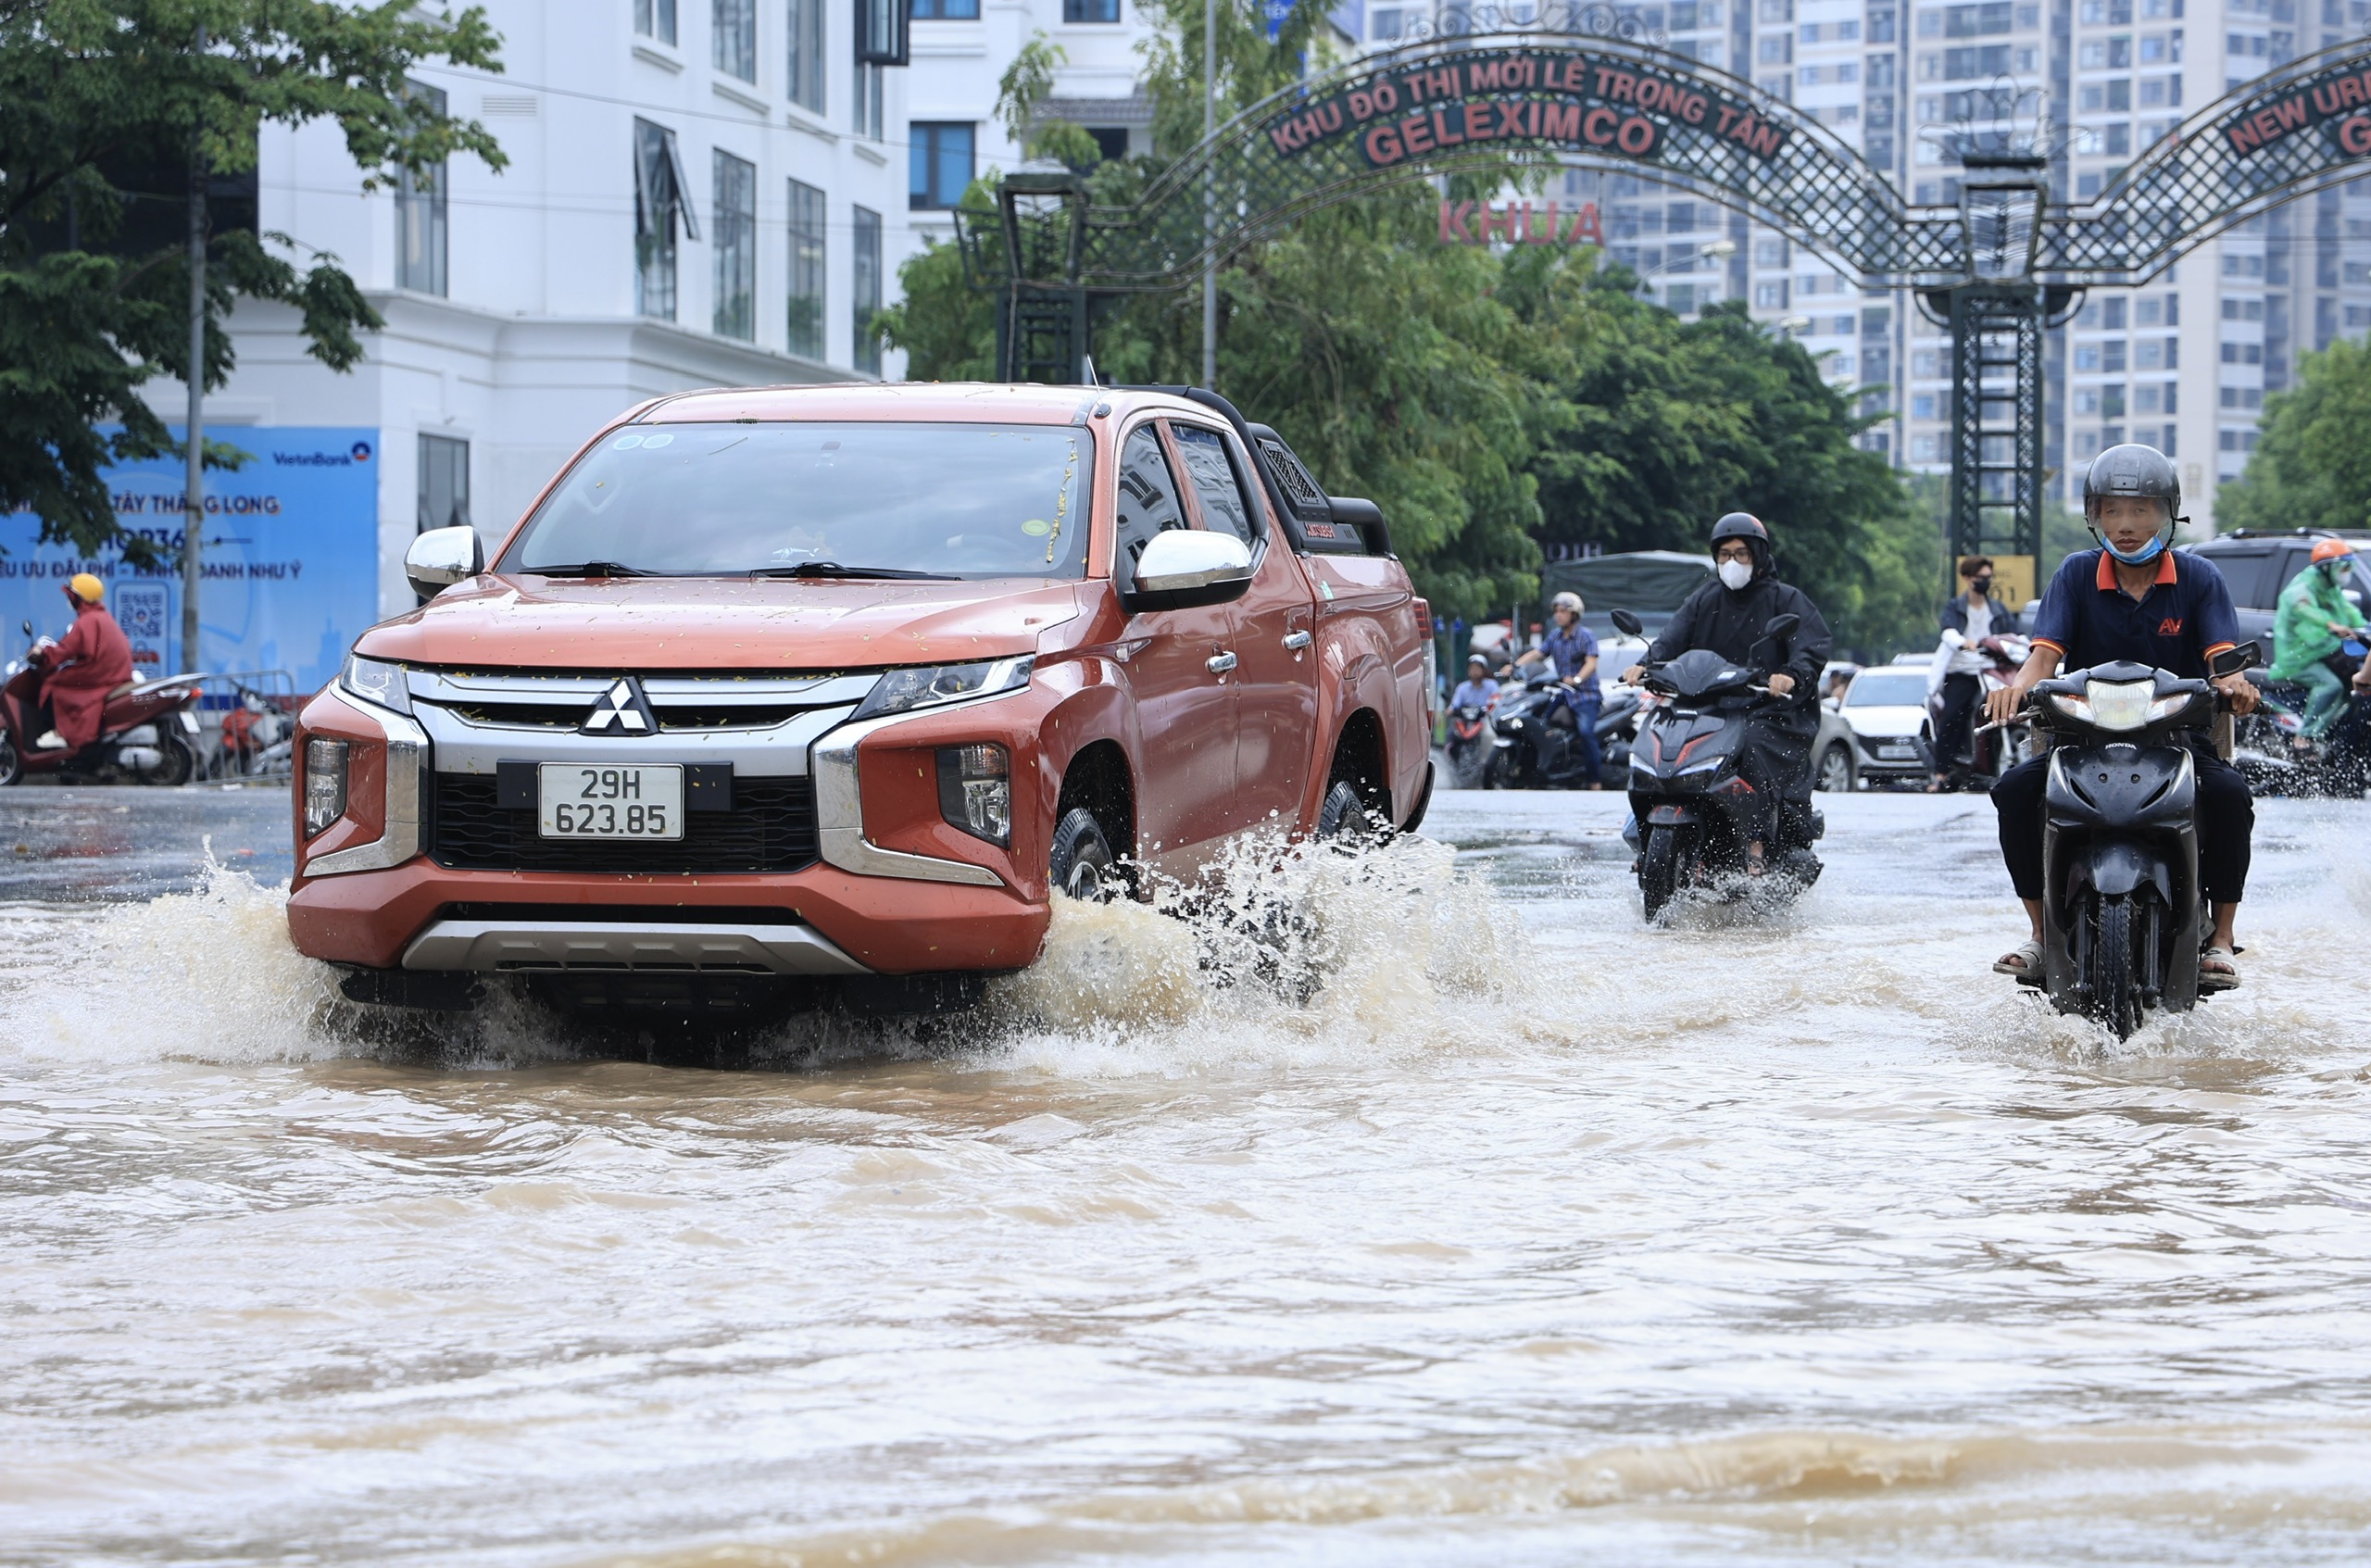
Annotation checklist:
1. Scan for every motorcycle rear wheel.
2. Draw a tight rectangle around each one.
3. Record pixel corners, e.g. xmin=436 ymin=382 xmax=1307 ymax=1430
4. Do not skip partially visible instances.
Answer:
xmin=132 ymin=732 xmax=194 ymax=788
xmin=1639 ymin=824 xmax=1683 ymax=922
xmin=2087 ymin=894 xmax=2144 ymax=1041
xmin=0 ymin=732 xmax=19 ymax=787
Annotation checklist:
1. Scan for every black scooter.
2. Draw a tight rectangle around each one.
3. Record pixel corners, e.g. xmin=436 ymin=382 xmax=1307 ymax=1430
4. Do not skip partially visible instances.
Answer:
xmin=1612 ymin=608 xmax=1824 ymax=920
xmin=1486 ymin=668 xmax=1597 ymax=789
xmin=2012 ymin=645 xmax=2256 ymax=1040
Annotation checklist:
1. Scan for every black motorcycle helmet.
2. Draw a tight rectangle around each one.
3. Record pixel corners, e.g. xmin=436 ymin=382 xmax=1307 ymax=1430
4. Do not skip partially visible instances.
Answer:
xmin=2081 ymin=444 xmax=2182 ymax=565
xmin=1710 ymin=511 xmax=1773 ymax=580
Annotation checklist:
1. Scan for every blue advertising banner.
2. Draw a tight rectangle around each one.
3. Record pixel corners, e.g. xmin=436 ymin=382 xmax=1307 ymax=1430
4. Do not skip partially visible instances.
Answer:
xmin=0 ymin=426 xmax=380 ymax=692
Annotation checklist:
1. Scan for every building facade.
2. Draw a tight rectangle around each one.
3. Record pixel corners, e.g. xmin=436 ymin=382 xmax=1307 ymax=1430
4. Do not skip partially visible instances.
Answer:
xmin=157 ymin=0 xmax=914 ymax=622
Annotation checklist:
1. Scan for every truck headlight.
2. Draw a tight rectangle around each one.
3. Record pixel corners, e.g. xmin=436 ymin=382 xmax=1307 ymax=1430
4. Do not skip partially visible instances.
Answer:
xmin=340 ymin=655 xmax=411 ymax=716
xmin=853 ymin=657 xmax=1031 ymax=721
xmin=937 ymin=743 xmax=1011 ymax=845
xmin=303 ymin=738 xmax=349 ymax=837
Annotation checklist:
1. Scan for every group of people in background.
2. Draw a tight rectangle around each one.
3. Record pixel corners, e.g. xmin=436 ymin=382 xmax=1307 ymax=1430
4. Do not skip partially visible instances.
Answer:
xmin=1450 ymin=589 xmax=1608 ymax=789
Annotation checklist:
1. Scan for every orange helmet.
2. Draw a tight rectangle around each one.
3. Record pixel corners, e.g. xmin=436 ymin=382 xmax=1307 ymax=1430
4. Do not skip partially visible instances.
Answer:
xmin=2309 ymin=537 xmax=2353 ymax=566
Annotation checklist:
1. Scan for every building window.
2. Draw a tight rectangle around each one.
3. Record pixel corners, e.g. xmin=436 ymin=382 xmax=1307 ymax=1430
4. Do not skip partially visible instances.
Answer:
xmin=854 ymin=61 xmax=884 ymax=140
xmin=633 ymin=119 xmax=697 ymax=320
xmin=785 ymin=179 xmax=826 ymax=360
xmin=910 ymin=122 xmax=975 ymax=209
xmin=395 ymin=81 xmax=448 ymax=296
xmin=712 ymin=149 xmax=757 ymax=339
xmin=715 ymin=0 xmax=758 ymax=80
xmin=635 ymin=0 xmax=679 ymax=44
xmin=912 ymin=0 xmax=980 ymax=14
xmin=853 ymin=205 xmax=883 ymax=375
xmin=788 ymin=0 xmax=825 ymax=110
xmin=1063 ymin=0 xmax=1120 ymax=19
xmin=418 ymin=434 xmax=470 ymax=535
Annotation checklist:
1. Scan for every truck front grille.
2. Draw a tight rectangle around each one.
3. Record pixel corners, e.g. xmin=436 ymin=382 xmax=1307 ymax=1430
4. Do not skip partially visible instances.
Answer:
xmin=429 ymin=774 xmax=820 ymax=874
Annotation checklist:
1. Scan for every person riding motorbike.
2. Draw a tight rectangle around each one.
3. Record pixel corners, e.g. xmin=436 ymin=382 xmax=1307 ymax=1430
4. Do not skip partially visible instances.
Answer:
xmin=2266 ymin=537 xmax=2368 ymax=746
xmin=1622 ymin=512 xmax=1833 ymax=873
xmin=29 ymin=573 xmax=133 ymax=753
xmin=1929 ymin=554 xmax=2016 ymax=791
xmin=1515 ymin=590 xmax=1603 ymax=788
xmin=1449 ymin=653 xmax=1499 ymax=710
xmin=1985 ymin=444 xmax=2259 ymax=986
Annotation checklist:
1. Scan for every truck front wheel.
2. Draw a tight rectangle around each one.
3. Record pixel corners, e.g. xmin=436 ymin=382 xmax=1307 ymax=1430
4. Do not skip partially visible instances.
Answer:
xmin=1049 ymin=807 xmax=1120 ymax=901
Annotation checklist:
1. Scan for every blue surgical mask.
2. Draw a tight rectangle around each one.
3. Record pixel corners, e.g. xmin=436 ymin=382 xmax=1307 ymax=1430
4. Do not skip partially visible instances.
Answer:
xmin=2099 ymin=529 xmax=2167 ymax=565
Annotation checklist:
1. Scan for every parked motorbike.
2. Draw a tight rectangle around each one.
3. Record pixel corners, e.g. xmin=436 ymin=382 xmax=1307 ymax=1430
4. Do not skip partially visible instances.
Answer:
xmin=1443 ymin=701 xmax=1495 ymax=789
xmin=1611 ymin=607 xmax=1825 ymax=921
xmin=208 ymin=682 xmax=296 ymax=780
xmin=2006 ymin=644 xmax=2257 ymax=1040
xmin=0 ymin=621 xmax=203 ymax=786
xmin=1926 ymin=630 xmax=2034 ymax=788
xmin=2232 ymin=642 xmax=2369 ymax=798
xmin=1593 ymin=684 xmax=1643 ymax=789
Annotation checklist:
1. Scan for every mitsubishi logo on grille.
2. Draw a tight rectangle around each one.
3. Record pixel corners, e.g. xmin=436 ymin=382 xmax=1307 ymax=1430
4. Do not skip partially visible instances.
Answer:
xmin=582 ymin=678 xmax=657 ymax=734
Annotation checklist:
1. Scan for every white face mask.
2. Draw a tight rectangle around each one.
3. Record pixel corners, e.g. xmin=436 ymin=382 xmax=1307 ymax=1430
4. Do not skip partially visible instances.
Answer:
xmin=1718 ymin=559 xmax=1753 ymax=591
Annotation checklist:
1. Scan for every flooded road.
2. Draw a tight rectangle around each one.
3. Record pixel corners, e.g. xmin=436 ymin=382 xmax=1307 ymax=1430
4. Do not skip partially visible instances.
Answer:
xmin=4 ymin=786 xmax=2370 ymax=1566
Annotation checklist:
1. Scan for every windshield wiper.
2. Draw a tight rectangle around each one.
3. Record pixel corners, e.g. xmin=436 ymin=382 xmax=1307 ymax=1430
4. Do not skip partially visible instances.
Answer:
xmin=526 ymin=560 xmax=656 ymax=578
xmin=749 ymin=561 xmax=954 ymax=580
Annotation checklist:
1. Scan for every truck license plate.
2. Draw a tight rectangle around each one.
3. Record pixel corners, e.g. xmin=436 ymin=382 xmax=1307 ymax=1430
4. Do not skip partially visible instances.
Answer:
xmin=538 ymin=764 xmax=684 ymax=839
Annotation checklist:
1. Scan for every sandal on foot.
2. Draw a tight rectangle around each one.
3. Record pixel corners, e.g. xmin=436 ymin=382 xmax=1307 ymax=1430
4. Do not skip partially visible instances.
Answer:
xmin=2199 ymin=947 xmax=2242 ymax=992
xmin=1743 ymin=844 xmax=1769 ymax=877
xmin=1992 ymin=937 xmax=2042 ymax=978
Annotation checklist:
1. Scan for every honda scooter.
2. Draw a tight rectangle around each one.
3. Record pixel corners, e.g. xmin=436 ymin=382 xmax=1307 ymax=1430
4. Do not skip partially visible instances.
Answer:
xmin=1443 ymin=700 xmax=1495 ymax=789
xmin=1612 ymin=608 xmax=1825 ymax=921
xmin=2009 ymin=645 xmax=2256 ymax=1040
xmin=0 ymin=621 xmax=204 ymax=786
xmin=1926 ymin=629 xmax=2033 ymax=788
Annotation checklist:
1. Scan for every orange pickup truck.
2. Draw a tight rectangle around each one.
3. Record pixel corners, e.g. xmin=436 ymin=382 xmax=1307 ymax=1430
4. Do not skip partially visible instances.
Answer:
xmin=288 ymin=383 xmax=1436 ymax=1017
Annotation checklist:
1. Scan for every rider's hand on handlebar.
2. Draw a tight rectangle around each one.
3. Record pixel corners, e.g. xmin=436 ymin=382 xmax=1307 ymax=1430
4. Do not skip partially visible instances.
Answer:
xmin=1985 ymin=680 xmax=2030 ymax=728
xmin=2212 ymin=672 xmax=2260 ymax=715
xmin=1765 ymin=672 xmax=1796 ymax=697
xmin=1619 ymin=664 xmax=1646 ymax=686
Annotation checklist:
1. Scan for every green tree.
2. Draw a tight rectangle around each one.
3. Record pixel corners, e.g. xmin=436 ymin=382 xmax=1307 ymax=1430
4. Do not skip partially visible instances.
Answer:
xmin=1 ymin=0 xmax=504 ymax=557
xmin=2216 ymin=334 xmax=2371 ymax=533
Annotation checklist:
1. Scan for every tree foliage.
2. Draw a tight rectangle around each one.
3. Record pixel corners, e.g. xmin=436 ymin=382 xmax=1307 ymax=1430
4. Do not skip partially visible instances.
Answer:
xmin=2216 ymin=334 xmax=2371 ymax=534
xmin=1 ymin=0 xmax=505 ymax=557
xmin=885 ymin=0 xmax=1924 ymax=646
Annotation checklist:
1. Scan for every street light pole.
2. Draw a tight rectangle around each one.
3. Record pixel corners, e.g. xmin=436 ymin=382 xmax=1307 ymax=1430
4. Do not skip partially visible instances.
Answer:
xmin=181 ymin=24 xmax=207 ymax=675
xmin=1200 ymin=0 xmax=1216 ymax=387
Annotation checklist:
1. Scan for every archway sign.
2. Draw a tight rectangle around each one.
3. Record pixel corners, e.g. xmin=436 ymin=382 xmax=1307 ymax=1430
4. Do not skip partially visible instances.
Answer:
xmin=956 ymin=9 xmax=2371 ymax=565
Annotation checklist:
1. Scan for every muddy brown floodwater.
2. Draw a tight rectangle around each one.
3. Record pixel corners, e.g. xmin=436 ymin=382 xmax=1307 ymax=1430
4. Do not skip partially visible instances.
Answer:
xmin=3 ymin=786 xmax=2369 ymax=1567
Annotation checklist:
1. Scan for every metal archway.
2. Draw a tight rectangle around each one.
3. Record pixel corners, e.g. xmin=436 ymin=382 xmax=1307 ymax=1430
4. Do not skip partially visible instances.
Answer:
xmin=958 ymin=24 xmax=2371 ymax=567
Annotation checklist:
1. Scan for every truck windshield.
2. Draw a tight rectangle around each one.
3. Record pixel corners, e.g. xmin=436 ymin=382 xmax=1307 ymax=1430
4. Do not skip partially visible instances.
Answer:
xmin=504 ymin=422 xmax=1093 ymax=579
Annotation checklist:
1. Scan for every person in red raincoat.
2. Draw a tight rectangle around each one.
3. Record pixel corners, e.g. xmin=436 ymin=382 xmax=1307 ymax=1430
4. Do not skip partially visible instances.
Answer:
xmin=33 ymin=574 xmax=134 ymax=751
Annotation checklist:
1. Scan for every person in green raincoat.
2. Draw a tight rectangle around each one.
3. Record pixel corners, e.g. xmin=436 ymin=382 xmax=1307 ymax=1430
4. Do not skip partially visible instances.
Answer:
xmin=2267 ymin=538 xmax=2370 ymax=740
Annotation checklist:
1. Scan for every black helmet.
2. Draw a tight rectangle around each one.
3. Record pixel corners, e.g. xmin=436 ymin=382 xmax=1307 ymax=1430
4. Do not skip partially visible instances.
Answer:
xmin=1710 ymin=511 xmax=1769 ymax=546
xmin=2082 ymin=444 xmax=2180 ymax=523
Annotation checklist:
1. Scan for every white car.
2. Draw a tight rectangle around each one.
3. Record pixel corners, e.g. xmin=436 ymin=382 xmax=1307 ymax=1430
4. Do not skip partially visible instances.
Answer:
xmin=1838 ymin=665 xmax=1933 ymax=784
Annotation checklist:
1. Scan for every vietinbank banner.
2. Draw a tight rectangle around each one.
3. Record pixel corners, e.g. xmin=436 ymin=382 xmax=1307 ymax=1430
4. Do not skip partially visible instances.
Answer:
xmin=0 ymin=427 xmax=379 ymax=691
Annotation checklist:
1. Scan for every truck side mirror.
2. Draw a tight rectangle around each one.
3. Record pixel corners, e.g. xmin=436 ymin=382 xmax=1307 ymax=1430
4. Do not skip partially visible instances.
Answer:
xmin=1609 ymin=608 xmax=1644 ymax=637
xmin=406 ymin=526 xmax=485 ymax=599
xmin=1119 ymin=529 xmax=1254 ymax=614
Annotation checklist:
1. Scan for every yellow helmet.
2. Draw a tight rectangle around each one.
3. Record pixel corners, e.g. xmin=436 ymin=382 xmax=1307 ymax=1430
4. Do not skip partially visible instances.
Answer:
xmin=67 ymin=572 xmax=105 ymax=604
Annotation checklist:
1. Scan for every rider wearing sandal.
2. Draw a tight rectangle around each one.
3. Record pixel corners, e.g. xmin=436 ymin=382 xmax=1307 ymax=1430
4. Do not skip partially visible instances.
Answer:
xmin=1984 ymin=444 xmax=2260 ymax=986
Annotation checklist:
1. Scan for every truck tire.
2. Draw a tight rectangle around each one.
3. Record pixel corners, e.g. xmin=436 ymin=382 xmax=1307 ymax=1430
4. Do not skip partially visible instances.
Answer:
xmin=1316 ymin=779 xmax=1376 ymax=843
xmin=1049 ymin=807 xmax=1120 ymax=901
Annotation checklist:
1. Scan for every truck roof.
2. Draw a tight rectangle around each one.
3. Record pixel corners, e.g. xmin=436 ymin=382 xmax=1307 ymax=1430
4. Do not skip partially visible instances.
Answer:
xmin=632 ymin=382 xmax=1195 ymax=426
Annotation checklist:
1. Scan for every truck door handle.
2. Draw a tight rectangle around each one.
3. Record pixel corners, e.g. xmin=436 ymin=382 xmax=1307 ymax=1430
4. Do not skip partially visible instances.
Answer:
xmin=1207 ymin=652 xmax=1238 ymax=675
xmin=1282 ymin=631 xmax=1312 ymax=650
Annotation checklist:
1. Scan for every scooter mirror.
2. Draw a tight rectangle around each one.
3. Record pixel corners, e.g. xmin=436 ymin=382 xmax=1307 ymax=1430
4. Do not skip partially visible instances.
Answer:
xmin=2209 ymin=641 xmax=2263 ymax=678
xmin=19 ymin=621 xmax=30 ymax=637
xmin=1763 ymin=612 xmax=1801 ymax=639
xmin=1609 ymin=608 xmax=1644 ymax=637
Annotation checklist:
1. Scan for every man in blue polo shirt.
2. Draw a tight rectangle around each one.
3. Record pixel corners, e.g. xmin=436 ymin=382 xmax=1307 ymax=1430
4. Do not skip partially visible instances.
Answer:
xmin=1982 ymin=444 xmax=2261 ymax=986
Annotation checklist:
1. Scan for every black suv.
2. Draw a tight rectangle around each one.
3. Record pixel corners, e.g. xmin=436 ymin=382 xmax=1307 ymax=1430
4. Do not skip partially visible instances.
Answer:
xmin=2180 ymin=530 xmax=2370 ymax=651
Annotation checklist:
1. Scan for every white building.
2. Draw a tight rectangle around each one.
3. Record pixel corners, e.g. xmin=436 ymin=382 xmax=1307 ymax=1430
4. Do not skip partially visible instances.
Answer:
xmin=157 ymin=0 xmax=916 ymax=625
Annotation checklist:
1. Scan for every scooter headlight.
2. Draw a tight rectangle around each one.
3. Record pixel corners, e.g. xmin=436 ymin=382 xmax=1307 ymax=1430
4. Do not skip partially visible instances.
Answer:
xmin=2082 ymin=679 xmax=2154 ymax=732
xmin=2143 ymin=691 xmax=2194 ymax=723
xmin=2049 ymin=691 xmax=2095 ymax=723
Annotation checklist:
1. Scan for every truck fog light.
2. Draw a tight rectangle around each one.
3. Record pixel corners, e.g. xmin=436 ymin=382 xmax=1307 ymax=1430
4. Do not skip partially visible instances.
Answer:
xmin=936 ymin=743 xmax=1010 ymax=845
xmin=304 ymin=738 xmax=349 ymax=838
